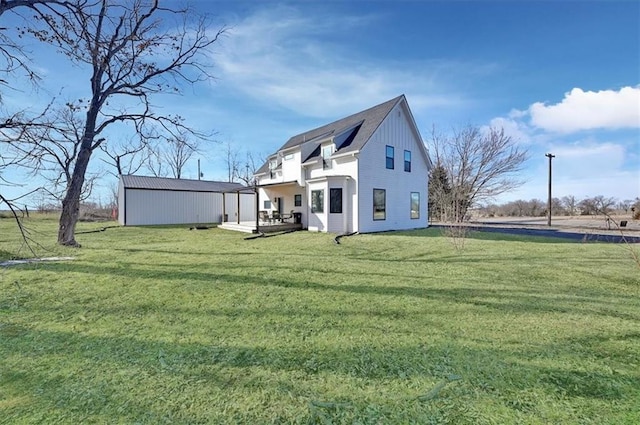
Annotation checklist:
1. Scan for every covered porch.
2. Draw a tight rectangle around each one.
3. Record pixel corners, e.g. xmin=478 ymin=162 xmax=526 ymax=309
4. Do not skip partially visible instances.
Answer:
xmin=219 ymin=180 xmax=306 ymax=233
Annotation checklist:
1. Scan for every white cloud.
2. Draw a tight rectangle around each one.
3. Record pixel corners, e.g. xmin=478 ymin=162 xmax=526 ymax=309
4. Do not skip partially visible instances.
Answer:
xmin=212 ymin=6 xmax=465 ymax=118
xmin=485 ymin=116 xmax=531 ymax=143
xmin=529 ymin=86 xmax=640 ymax=133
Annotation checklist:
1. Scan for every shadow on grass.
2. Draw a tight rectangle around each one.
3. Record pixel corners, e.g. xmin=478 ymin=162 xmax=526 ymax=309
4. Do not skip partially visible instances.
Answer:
xmin=388 ymin=227 xmax=578 ymax=244
xmin=31 ymin=261 xmax=640 ymax=322
xmin=3 ymin=327 xmax=636 ymax=408
xmin=393 ymin=226 xmax=640 ymax=244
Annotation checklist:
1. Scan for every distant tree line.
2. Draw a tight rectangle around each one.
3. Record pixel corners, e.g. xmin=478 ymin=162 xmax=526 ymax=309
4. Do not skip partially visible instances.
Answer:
xmin=462 ymin=196 xmax=640 ymax=220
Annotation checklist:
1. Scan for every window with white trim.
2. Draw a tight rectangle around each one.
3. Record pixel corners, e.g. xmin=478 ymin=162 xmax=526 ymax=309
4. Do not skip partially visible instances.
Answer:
xmin=373 ymin=189 xmax=386 ymax=220
xmin=385 ymin=145 xmax=394 ymax=169
xmin=311 ymin=190 xmax=324 ymax=213
xmin=410 ymin=192 xmax=420 ymax=219
xmin=330 ymin=188 xmax=342 ymax=214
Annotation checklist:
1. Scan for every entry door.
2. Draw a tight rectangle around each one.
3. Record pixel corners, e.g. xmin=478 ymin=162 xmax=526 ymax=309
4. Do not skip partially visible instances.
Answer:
xmin=275 ymin=197 xmax=283 ymax=215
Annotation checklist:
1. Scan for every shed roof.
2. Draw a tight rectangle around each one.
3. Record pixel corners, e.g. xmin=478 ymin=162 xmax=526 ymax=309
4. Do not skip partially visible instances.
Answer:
xmin=120 ymin=175 xmax=252 ymax=193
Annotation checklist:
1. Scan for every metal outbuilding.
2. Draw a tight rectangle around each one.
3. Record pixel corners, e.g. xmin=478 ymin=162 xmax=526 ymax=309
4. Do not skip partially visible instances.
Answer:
xmin=118 ymin=175 xmax=255 ymax=226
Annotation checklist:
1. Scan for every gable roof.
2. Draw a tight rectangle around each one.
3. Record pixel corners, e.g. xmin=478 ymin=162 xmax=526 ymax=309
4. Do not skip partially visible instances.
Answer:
xmin=256 ymin=95 xmax=405 ymax=174
xmin=120 ymin=175 xmax=251 ymax=193
xmin=284 ymin=95 xmax=402 ymax=153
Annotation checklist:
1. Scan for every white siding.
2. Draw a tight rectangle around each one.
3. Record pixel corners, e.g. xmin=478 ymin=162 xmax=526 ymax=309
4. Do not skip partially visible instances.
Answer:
xmin=124 ymin=189 xmax=222 ymax=225
xmin=307 ymin=180 xmax=327 ymax=232
xmin=223 ymin=192 xmax=256 ymax=223
xmin=357 ymin=102 xmax=429 ymax=233
xmin=304 ymin=154 xmax=359 ymax=233
xmin=281 ymin=150 xmax=302 ymax=184
xmin=123 ymin=190 xmax=256 ymax=226
xmin=117 ymin=179 xmax=125 ymax=225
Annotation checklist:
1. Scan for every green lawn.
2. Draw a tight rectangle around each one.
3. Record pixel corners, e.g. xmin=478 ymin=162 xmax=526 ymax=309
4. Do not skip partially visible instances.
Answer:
xmin=1 ymin=215 xmax=639 ymax=424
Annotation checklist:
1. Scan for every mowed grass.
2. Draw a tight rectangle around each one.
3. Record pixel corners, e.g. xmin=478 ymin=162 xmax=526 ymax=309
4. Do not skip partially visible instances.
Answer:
xmin=1 ymin=215 xmax=639 ymax=424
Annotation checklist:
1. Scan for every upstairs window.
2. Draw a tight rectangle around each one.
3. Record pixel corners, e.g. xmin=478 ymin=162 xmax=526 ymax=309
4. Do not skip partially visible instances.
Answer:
xmin=404 ymin=150 xmax=411 ymax=172
xmin=322 ymin=145 xmax=333 ymax=170
xmin=386 ymin=145 xmax=394 ymax=169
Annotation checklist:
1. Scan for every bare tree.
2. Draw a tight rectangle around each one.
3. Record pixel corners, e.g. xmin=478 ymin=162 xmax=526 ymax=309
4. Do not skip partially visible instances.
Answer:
xmin=562 ymin=195 xmax=578 ymax=216
xmin=99 ymin=135 xmax=148 ymax=177
xmin=578 ymin=197 xmax=598 ymax=215
xmin=0 ymin=1 xmax=64 ymax=82
xmin=9 ymin=104 xmax=100 ymax=203
xmin=164 ymin=133 xmax=199 ymax=179
xmin=237 ymin=150 xmax=266 ymax=186
xmin=10 ymin=0 xmax=225 ymax=245
xmin=617 ymin=199 xmax=632 ymax=214
xmin=592 ymin=195 xmax=616 ymax=215
xmin=224 ymin=141 xmax=240 ymax=182
xmin=429 ymin=126 xmax=528 ymax=222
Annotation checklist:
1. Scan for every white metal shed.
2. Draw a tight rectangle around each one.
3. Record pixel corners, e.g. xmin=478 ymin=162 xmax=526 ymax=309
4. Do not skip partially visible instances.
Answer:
xmin=118 ymin=175 xmax=255 ymax=226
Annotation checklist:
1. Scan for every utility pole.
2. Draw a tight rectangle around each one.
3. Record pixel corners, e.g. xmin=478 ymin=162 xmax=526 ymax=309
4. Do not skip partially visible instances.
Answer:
xmin=545 ymin=153 xmax=555 ymax=226
xmin=197 ymin=159 xmax=201 ymax=180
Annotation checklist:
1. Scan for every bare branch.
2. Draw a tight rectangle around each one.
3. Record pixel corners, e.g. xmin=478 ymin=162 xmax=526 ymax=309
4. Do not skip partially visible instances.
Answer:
xmin=428 ymin=125 xmax=528 ymax=222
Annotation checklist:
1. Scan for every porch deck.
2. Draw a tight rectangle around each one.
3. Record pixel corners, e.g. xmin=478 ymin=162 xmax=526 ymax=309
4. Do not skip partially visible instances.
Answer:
xmin=218 ymin=221 xmax=303 ymax=234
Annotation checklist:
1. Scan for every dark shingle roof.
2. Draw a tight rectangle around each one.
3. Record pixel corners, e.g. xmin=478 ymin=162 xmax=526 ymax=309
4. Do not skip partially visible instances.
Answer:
xmin=282 ymin=95 xmax=402 ymax=152
xmin=256 ymin=95 xmax=404 ymax=174
xmin=121 ymin=175 xmax=251 ymax=192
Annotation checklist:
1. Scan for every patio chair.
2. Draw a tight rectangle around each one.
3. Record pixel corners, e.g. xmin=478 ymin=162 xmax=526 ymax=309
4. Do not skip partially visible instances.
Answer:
xmin=259 ymin=210 xmax=270 ymax=224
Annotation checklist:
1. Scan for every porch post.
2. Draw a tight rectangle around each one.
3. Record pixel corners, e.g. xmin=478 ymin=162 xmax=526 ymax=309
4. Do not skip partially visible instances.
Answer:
xmin=237 ymin=190 xmax=241 ymax=224
xmin=255 ymin=185 xmax=260 ymax=233
xmin=222 ymin=192 xmax=226 ymax=223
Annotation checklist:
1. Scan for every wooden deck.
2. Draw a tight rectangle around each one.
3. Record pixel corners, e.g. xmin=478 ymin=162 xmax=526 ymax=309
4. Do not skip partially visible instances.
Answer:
xmin=218 ymin=221 xmax=303 ymax=234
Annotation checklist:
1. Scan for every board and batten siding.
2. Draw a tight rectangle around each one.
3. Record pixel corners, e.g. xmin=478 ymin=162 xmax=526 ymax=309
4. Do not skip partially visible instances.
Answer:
xmin=305 ymin=155 xmax=358 ymax=233
xmin=357 ymin=102 xmax=429 ymax=233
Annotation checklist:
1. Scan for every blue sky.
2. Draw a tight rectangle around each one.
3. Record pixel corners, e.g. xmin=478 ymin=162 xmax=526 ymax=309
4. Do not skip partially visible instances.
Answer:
xmin=3 ymin=0 xmax=639 ymax=206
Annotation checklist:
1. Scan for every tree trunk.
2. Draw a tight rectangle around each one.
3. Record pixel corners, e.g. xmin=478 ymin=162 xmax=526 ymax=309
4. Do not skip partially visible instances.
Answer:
xmin=57 ymin=144 xmax=93 ymax=246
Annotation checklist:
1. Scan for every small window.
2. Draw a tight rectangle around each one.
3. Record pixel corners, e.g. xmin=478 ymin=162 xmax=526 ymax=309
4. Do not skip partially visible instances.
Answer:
xmin=311 ymin=190 xmax=324 ymax=213
xmin=330 ymin=188 xmax=342 ymax=214
xmin=264 ymin=200 xmax=271 ymax=209
xmin=294 ymin=194 xmax=302 ymax=207
xmin=386 ymin=145 xmax=394 ymax=169
xmin=322 ymin=145 xmax=333 ymax=170
xmin=404 ymin=150 xmax=411 ymax=172
xmin=373 ymin=189 xmax=386 ymax=220
xmin=411 ymin=192 xmax=420 ymax=219
xmin=284 ymin=153 xmax=294 ymax=161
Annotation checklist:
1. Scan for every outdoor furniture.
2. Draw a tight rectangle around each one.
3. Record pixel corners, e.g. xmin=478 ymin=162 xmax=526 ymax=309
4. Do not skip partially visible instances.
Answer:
xmin=279 ymin=213 xmax=293 ymax=223
xmin=259 ymin=210 xmax=270 ymax=224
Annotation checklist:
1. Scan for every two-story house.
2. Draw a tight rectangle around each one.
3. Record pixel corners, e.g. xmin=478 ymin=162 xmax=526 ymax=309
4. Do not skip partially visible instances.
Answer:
xmin=254 ymin=95 xmax=432 ymax=233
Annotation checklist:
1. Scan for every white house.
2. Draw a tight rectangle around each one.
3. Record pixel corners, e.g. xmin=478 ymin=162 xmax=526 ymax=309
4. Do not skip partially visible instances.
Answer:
xmin=254 ymin=95 xmax=432 ymax=233
xmin=118 ymin=175 xmax=255 ymax=226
